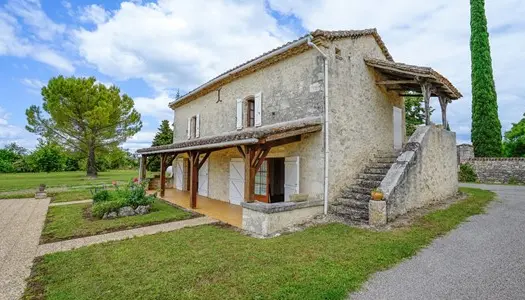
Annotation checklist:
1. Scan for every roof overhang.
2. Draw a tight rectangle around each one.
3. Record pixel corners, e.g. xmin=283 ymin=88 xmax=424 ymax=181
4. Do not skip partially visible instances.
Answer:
xmin=137 ymin=116 xmax=323 ymax=156
xmin=365 ymin=58 xmax=462 ymax=100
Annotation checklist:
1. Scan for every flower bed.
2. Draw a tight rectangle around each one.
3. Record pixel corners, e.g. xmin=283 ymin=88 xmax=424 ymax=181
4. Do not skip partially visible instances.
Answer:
xmin=92 ymin=181 xmax=156 ymax=219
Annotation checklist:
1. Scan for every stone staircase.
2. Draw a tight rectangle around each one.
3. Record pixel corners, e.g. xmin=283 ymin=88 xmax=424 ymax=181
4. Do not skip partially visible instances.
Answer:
xmin=331 ymin=152 xmax=399 ymax=223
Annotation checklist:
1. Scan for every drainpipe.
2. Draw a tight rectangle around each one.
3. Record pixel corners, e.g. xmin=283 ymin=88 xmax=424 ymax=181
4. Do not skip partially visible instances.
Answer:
xmin=307 ymin=36 xmax=329 ymax=215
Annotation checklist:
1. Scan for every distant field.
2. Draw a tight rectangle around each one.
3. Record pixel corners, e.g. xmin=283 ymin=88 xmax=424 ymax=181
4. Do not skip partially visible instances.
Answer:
xmin=0 ymin=170 xmax=138 ymax=192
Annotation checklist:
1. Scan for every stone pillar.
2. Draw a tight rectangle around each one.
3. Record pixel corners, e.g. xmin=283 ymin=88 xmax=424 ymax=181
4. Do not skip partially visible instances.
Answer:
xmin=369 ymin=200 xmax=387 ymax=226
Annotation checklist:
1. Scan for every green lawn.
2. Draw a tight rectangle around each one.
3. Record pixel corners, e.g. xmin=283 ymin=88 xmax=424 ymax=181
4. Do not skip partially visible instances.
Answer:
xmin=0 ymin=170 xmax=138 ymax=192
xmin=0 ymin=189 xmax=94 ymax=203
xmin=26 ymin=188 xmax=494 ymax=300
xmin=40 ymin=200 xmax=193 ymax=243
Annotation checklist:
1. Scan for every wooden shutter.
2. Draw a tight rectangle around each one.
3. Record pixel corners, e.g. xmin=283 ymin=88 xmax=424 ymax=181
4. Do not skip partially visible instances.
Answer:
xmin=187 ymin=117 xmax=191 ymax=139
xmin=195 ymin=114 xmax=200 ymax=138
xmin=254 ymin=92 xmax=262 ymax=127
xmin=236 ymin=99 xmax=243 ymax=130
xmin=284 ymin=156 xmax=300 ymax=201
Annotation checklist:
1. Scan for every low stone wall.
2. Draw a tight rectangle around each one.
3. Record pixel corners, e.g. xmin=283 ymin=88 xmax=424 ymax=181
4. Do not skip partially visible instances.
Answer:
xmin=241 ymin=200 xmax=323 ymax=236
xmin=373 ymin=126 xmax=458 ymax=223
xmin=466 ymin=158 xmax=525 ymax=184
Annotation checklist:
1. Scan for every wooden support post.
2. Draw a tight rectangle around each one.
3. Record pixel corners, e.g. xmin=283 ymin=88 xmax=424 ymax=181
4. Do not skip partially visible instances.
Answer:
xmin=139 ymin=155 xmax=147 ymax=183
xmin=160 ymin=154 xmax=167 ymax=197
xmin=243 ymin=145 xmax=271 ymax=203
xmin=438 ymin=95 xmax=449 ymax=129
xmin=244 ymin=146 xmax=256 ymax=203
xmin=189 ymin=151 xmax=199 ymax=209
xmin=420 ymin=82 xmax=433 ymax=125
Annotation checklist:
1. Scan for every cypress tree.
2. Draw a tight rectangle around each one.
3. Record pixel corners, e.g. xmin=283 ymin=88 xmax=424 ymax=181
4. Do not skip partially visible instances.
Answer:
xmin=470 ymin=0 xmax=502 ymax=156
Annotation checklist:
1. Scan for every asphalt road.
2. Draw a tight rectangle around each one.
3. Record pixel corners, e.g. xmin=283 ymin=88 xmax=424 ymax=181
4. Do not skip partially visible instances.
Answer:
xmin=350 ymin=183 xmax=525 ymax=300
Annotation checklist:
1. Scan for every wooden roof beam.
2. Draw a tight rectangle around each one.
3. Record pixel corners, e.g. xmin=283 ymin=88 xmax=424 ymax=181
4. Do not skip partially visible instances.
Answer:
xmin=377 ymin=79 xmax=418 ymax=85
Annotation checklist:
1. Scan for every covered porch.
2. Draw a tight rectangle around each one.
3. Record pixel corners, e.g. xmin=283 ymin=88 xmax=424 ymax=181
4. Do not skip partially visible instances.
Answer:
xmin=365 ymin=58 xmax=463 ymax=127
xmin=137 ymin=117 xmax=323 ymax=228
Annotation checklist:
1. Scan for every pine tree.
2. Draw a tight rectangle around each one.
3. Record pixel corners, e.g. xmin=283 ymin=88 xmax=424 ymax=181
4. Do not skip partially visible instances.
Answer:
xmin=148 ymin=120 xmax=174 ymax=172
xmin=470 ymin=0 xmax=502 ymax=156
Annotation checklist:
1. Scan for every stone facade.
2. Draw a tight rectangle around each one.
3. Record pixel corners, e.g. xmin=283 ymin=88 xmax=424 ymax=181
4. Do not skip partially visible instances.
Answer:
xmin=376 ymin=126 xmax=458 ymax=222
xmin=466 ymin=158 xmax=525 ymax=184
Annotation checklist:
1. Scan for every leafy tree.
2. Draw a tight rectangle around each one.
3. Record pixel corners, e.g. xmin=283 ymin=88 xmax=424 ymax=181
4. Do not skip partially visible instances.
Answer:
xmin=4 ymin=143 xmax=27 ymax=156
xmin=470 ymin=0 xmax=502 ymax=157
xmin=148 ymin=120 xmax=174 ymax=172
xmin=0 ymin=143 xmax=27 ymax=173
xmin=26 ymin=76 xmax=142 ymax=178
xmin=29 ymin=140 xmax=66 ymax=173
xmin=503 ymin=113 xmax=525 ymax=157
xmin=405 ymin=96 xmax=433 ymax=137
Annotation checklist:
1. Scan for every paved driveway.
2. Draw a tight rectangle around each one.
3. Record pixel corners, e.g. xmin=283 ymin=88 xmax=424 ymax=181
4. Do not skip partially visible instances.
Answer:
xmin=351 ymin=183 xmax=525 ymax=300
xmin=0 ymin=198 xmax=49 ymax=300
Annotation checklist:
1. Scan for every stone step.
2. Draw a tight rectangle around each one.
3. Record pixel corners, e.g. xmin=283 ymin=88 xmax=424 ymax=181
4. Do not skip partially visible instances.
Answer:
xmin=375 ymin=157 xmax=397 ymax=164
xmin=346 ymin=186 xmax=372 ymax=194
xmin=331 ymin=205 xmax=369 ymax=220
xmin=358 ymin=173 xmax=385 ymax=181
xmin=369 ymin=162 xmax=393 ymax=169
xmin=364 ymin=168 xmax=390 ymax=175
xmin=341 ymin=191 xmax=371 ymax=201
xmin=336 ymin=197 xmax=369 ymax=210
xmin=356 ymin=179 xmax=382 ymax=189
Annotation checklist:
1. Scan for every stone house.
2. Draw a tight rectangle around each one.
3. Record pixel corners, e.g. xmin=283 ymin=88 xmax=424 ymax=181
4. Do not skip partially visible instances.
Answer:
xmin=137 ymin=29 xmax=461 ymax=235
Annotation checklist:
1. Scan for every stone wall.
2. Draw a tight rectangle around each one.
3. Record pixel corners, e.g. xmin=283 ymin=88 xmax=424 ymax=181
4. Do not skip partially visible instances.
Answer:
xmin=376 ymin=126 xmax=458 ymax=222
xmin=466 ymin=158 xmax=525 ymax=184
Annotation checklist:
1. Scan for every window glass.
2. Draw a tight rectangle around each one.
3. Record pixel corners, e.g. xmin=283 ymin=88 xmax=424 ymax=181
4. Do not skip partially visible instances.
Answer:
xmin=254 ymin=160 xmax=267 ymax=195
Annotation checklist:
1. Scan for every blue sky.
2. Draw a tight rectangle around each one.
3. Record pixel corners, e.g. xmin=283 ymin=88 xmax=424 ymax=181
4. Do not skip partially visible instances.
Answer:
xmin=0 ymin=0 xmax=524 ymax=151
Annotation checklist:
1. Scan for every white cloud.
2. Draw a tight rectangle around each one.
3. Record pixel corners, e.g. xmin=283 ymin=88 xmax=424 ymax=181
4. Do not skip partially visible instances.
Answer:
xmin=21 ymin=78 xmax=45 ymax=93
xmin=0 ymin=106 xmax=38 ymax=149
xmin=134 ymin=91 xmax=173 ymax=120
xmin=73 ymin=0 xmax=294 ymax=91
xmin=269 ymin=0 xmax=525 ymax=142
xmin=79 ymin=4 xmax=109 ymax=25
xmin=0 ymin=2 xmax=74 ymax=72
xmin=5 ymin=0 xmax=65 ymax=41
xmin=122 ymin=130 xmax=157 ymax=152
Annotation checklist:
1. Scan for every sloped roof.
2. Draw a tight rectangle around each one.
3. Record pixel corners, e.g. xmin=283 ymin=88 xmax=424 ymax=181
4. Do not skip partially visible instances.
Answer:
xmin=170 ymin=29 xmax=393 ymax=109
xmin=365 ymin=58 xmax=462 ymax=100
xmin=137 ymin=116 xmax=323 ymax=155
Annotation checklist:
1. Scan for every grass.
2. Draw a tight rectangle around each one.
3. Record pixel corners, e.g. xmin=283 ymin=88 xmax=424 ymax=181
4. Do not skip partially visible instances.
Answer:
xmin=40 ymin=200 xmax=193 ymax=243
xmin=25 ymin=188 xmax=494 ymax=300
xmin=0 ymin=189 xmax=93 ymax=203
xmin=0 ymin=170 xmax=138 ymax=192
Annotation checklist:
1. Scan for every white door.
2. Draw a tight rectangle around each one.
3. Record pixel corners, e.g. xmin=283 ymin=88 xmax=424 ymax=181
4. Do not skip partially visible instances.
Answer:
xmin=175 ymin=159 xmax=184 ymax=190
xmin=284 ymin=156 xmax=300 ymax=202
xmin=198 ymin=159 xmax=209 ymax=197
xmin=229 ymin=158 xmax=245 ymax=205
xmin=393 ymin=107 xmax=403 ymax=151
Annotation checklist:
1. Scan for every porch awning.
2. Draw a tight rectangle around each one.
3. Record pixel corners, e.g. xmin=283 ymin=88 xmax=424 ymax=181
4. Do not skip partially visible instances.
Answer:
xmin=365 ymin=58 xmax=462 ymax=100
xmin=136 ymin=116 xmax=323 ymax=155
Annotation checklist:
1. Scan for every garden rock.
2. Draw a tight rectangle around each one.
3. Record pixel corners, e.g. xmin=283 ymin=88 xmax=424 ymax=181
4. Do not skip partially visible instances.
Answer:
xmin=103 ymin=212 xmax=118 ymax=219
xmin=118 ymin=206 xmax=135 ymax=217
xmin=135 ymin=205 xmax=151 ymax=215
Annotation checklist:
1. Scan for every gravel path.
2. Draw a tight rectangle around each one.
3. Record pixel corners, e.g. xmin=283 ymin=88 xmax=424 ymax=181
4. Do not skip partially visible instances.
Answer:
xmin=350 ymin=183 xmax=525 ymax=300
xmin=0 ymin=198 xmax=50 ymax=300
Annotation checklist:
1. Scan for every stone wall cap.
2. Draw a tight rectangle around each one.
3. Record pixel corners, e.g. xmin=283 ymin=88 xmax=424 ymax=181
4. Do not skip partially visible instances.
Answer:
xmin=242 ymin=200 xmax=324 ymax=214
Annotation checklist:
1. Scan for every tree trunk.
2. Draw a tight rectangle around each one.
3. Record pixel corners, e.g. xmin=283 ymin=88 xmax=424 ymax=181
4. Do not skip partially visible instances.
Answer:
xmin=87 ymin=146 xmax=97 ymax=178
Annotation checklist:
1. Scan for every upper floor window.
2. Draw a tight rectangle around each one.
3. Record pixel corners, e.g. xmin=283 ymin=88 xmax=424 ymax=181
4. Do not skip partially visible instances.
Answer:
xmin=237 ymin=92 xmax=262 ymax=130
xmin=187 ymin=114 xmax=200 ymax=139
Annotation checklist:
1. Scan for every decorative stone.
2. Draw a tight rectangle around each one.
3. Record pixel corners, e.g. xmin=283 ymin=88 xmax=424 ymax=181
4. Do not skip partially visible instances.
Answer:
xmin=369 ymin=200 xmax=387 ymax=226
xmin=135 ymin=205 xmax=151 ymax=215
xmin=103 ymin=212 xmax=117 ymax=219
xmin=35 ymin=192 xmax=47 ymax=199
xmin=118 ymin=206 xmax=136 ymax=217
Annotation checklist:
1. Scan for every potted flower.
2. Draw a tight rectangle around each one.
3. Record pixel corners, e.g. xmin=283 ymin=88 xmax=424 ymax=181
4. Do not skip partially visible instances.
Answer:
xmin=371 ymin=188 xmax=383 ymax=201
xmin=38 ymin=184 xmax=46 ymax=192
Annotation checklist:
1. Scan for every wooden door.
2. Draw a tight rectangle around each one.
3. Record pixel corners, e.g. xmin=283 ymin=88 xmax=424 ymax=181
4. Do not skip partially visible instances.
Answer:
xmin=254 ymin=160 xmax=269 ymax=203
xmin=198 ymin=159 xmax=209 ymax=197
xmin=229 ymin=158 xmax=245 ymax=205
xmin=284 ymin=157 xmax=299 ymax=201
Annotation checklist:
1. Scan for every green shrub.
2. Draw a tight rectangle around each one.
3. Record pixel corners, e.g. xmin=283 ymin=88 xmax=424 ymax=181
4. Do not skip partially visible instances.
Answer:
xmin=92 ymin=199 xmax=127 ymax=218
xmin=93 ymin=190 xmax=111 ymax=204
xmin=458 ymin=164 xmax=477 ymax=182
xmin=508 ymin=177 xmax=519 ymax=185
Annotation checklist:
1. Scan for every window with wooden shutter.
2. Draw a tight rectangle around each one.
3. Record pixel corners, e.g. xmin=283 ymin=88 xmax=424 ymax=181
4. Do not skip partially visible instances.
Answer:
xmin=254 ymin=92 xmax=262 ymax=127
xmin=187 ymin=117 xmax=191 ymax=139
xmin=246 ymin=97 xmax=255 ymax=128
xmin=236 ymin=99 xmax=243 ymax=130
